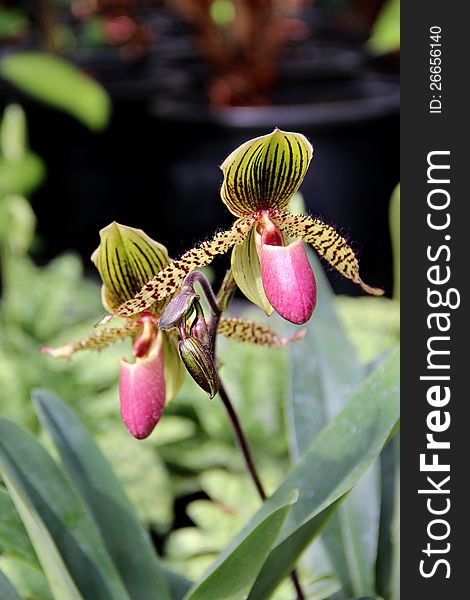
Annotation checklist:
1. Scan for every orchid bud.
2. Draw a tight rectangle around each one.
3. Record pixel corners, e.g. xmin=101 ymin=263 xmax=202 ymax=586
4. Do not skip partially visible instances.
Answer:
xmin=190 ymin=305 xmax=211 ymax=348
xmin=178 ymin=337 xmax=219 ymax=398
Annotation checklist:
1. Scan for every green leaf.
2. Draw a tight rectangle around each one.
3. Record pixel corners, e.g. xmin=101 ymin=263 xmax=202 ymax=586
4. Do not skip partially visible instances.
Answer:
xmin=33 ymin=389 xmax=177 ymax=600
xmin=321 ymin=468 xmax=380 ymax=597
xmin=0 ymin=154 xmax=44 ymax=197
xmin=1 ymin=469 xmax=84 ymax=600
xmin=0 ymin=52 xmax=111 ymax=130
xmin=288 ymin=250 xmax=380 ymax=597
xmin=1 ymin=104 xmax=26 ymax=162
xmin=368 ymin=0 xmax=400 ymax=53
xmin=376 ymin=434 xmax=400 ymax=600
xmin=248 ymin=499 xmax=343 ymax=600
xmin=0 ymin=488 xmax=38 ymax=566
xmin=335 ymin=296 xmax=400 ymax=365
xmin=390 ymin=441 xmax=400 ymax=600
xmin=184 ymin=491 xmax=297 ymax=600
xmin=0 ymin=195 xmax=36 ymax=254
xmin=0 ymin=569 xmax=22 ymax=600
xmin=0 ymin=556 xmax=52 ymax=600
xmin=0 ymin=7 xmax=28 ymax=39
xmin=390 ymin=184 xmax=400 ymax=300
xmin=0 ymin=419 xmax=130 ymax=600
xmin=248 ymin=348 xmax=399 ymax=598
xmin=287 ymin=249 xmax=365 ymax=458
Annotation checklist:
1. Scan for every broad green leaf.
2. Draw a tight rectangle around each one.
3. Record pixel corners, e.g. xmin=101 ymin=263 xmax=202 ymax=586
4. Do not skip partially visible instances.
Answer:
xmin=390 ymin=439 xmax=400 ymax=600
xmin=0 ymin=556 xmax=52 ymax=600
xmin=33 ymin=389 xmax=178 ymax=600
xmin=184 ymin=491 xmax=296 ymax=600
xmin=0 ymin=569 xmax=22 ymax=600
xmin=1 ymin=470 xmax=84 ymax=600
xmin=0 ymin=488 xmax=38 ymax=566
xmin=376 ymin=434 xmax=400 ymax=600
xmin=0 ymin=52 xmax=111 ymax=130
xmin=321 ymin=469 xmax=380 ymax=597
xmin=287 ymin=249 xmax=364 ymax=459
xmin=288 ymin=250 xmax=380 ymax=597
xmin=248 ymin=348 xmax=399 ymax=598
xmin=248 ymin=499 xmax=343 ymax=600
xmin=390 ymin=184 xmax=400 ymax=300
xmin=0 ymin=419 xmax=130 ymax=600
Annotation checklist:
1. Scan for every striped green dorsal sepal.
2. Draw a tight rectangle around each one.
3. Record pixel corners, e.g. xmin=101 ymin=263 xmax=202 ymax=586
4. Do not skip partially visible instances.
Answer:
xmin=91 ymin=222 xmax=171 ymax=312
xmin=220 ymin=129 xmax=313 ymax=217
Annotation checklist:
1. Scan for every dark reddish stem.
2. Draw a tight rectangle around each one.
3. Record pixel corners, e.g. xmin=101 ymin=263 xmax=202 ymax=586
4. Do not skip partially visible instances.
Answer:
xmin=218 ymin=379 xmax=266 ymax=500
xmin=217 ymin=379 xmax=305 ymax=600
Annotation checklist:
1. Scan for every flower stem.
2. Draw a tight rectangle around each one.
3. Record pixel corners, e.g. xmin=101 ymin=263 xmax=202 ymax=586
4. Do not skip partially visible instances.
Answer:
xmin=218 ymin=379 xmax=266 ymax=500
xmin=217 ymin=379 xmax=305 ymax=600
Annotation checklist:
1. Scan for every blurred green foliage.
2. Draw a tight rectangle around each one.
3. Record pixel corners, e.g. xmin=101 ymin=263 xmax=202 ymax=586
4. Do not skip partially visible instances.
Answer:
xmin=0 ymin=53 xmax=111 ymax=131
xmin=368 ymin=0 xmax=400 ymax=54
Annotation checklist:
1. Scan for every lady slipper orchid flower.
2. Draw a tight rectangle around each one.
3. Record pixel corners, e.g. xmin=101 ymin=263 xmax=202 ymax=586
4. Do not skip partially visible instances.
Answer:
xmin=43 ymin=222 xmax=184 ymax=439
xmin=113 ymin=129 xmax=382 ymax=324
xmin=43 ymin=222 xmax=298 ymax=437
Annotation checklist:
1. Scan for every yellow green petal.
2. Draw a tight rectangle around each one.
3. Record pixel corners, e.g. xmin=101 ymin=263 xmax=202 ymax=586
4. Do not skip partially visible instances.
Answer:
xmin=41 ymin=321 xmax=141 ymax=358
xmin=91 ymin=222 xmax=170 ymax=311
xmin=220 ymin=129 xmax=313 ymax=217
xmin=162 ymin=332 xmax=185 ymax=403
xmin=231 ymin=226 xmax=273 ymax=315
xmin=218 ymin=317 xmax=305 ymax=347
xmin=115 ymin=215 xmax=257 ymax=318
xmin=271 ymin=209 xmax=384 ymax=295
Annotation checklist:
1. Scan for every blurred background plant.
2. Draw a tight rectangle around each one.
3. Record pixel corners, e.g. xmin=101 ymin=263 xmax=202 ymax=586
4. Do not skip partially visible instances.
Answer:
xmin=0 ymin=2 xmax=399 ymax=597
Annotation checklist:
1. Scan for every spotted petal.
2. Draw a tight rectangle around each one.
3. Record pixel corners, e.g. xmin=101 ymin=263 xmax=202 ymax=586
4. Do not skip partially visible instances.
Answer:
xmin=271 ymin=209 xmax=384 ymax=295
xmin=115 ymin=216 xmax=257 ymax=318
xmin=218 ymin=318 xmax=305 ymax=347
xmin=91 ymin=222 xmax=171 ymax=312
xmin=41 ymin=320 xmax=141 ymax=359
xmin=220 ymin=129 xmax=313 ymax=217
